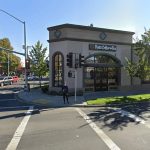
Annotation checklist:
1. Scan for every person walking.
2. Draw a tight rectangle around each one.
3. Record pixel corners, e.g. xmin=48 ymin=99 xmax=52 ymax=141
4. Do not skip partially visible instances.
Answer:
xmin=62 ymin=83 xmax=69 ymax=104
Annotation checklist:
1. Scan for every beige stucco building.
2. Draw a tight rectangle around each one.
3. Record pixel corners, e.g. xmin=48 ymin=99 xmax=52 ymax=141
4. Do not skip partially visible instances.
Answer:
xmin=47 ymin=24 xmax=144 ymax=92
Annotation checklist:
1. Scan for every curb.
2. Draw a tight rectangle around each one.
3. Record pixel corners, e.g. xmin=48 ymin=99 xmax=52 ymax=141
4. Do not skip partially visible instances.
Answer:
xmin=15 ymin=92 xmax=90 ymax=108
xmin=15 ymin=90 xmax=88 ymax=108
xmin=85 ymin=101 xmax=150 ymax=108
xmin=15 ymin=92 xmax=85 ymax=108
xmin=15 ymin=91 xmax=150 ymax=108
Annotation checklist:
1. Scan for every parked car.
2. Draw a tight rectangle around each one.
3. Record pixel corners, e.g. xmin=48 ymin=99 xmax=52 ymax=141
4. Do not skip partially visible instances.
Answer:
xmin=27 ymin=76 xmax=39 ymax=81
xmin=27 ymin=76 xmax=34 ymax=80
xmin=12 ymin=76 xmax=19 ymax=82
xmin=0 ymin=76 xmax=13 ymax=87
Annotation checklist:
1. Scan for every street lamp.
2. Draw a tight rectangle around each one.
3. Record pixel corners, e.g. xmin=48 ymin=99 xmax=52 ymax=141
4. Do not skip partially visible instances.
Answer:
xmin=0 ymin=9 xmax=28 ymax=90
xmin=7 ymin=53 xmax=9 ymax=76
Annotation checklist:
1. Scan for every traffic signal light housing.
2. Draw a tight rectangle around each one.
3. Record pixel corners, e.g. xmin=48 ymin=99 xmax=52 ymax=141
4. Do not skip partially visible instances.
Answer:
xmin=26 ymin=59 xmax=30 ymax=69
xmin=79 ymin=54 xmax=84 ymax=67
xmin=66 ymin=53 xmax=73 ymax=68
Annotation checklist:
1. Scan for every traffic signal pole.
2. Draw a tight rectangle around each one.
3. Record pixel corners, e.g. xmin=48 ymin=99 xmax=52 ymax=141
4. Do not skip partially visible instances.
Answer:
xmin=74 ymin=69 xmax=77 ymax=103
xmin=66 ymin=52 xmax=84 ymax=104
xmin=0 ymin=9 xmax=28 ymax=91
xmin=8 ymin=53 xmax=9 ymax=76
xmin=74 ymin=53 xmax=78 ymax=103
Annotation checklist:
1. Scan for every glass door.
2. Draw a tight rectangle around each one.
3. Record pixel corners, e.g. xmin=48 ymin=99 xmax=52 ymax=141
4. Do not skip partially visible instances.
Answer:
xmin=95 ymin=67 xmax=108 ymax=91
xmin=84 ymin=66 xmax=119 ymax=91
xmin=84 ymin=67 xmax=95 ymax=91
xmin=107 ymin=67 xmax=119 ymax=90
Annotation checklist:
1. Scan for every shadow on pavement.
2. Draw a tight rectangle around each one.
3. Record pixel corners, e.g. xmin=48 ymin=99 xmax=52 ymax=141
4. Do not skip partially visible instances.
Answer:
xmin=0 ymin=106 xmax=54 ymax=120
xmin=79 ymin=102 xmax=150 ymax=131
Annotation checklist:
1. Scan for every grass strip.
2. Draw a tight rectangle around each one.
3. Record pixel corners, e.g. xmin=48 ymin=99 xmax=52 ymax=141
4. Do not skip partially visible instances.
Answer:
xmin=87 ymin=94 xmax=150 ymax=105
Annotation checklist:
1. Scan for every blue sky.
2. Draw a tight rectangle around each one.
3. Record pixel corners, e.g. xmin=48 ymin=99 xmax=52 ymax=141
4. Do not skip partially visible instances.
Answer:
xmin=0 ymin=0 xmax=150 ymax=64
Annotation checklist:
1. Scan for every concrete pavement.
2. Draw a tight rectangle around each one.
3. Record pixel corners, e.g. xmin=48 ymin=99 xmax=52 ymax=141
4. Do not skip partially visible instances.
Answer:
xmin=17 ymin=88 xmax=86 ymax=107
xmin=17 ymin=88 xmax=150 ymax=107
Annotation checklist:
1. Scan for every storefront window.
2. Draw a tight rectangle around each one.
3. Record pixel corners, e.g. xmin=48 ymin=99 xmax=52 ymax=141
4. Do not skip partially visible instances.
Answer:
xmin=52 ymin=52 xmax=64 ymax=87
xmin=84 ymin=53 xmax=121 ymax=91
xmin=84 ymin=67 xmax=95 ymax=91
xmin=85 ymin=54 xmax=119 ymax=65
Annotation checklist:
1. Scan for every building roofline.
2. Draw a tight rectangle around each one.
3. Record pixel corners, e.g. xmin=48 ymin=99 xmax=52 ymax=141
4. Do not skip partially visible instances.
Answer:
xmin=47 ymin=23 xmax=135 ymax=35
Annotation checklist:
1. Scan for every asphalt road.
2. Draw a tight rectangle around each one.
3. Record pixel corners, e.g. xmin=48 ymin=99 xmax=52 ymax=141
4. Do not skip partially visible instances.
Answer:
xmin=81 ymin=106 xmax=150 ymax=150
xmin=1 ymin=105 xmax=150 ymax=150
xmin=0 ymin=83 xmax=150 ymax=150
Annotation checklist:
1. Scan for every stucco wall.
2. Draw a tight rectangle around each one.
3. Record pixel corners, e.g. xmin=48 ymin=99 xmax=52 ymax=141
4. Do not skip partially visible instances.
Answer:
xmin=48 ymin=24 xmax=134 ymax=91
xmin=49 ymin=26 xmax=132 ymax=44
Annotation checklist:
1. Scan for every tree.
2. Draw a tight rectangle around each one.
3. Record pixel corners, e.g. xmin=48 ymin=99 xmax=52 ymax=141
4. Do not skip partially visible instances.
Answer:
xmin=125 ymin=28 xmax=150 ymax=83
xmin=29 ymin=41 xmax=48 ymax=87
xmin=0 ymin=38 xmax=22 ymax=75
xmin=10 ymin=54 xmax=21 ymax=75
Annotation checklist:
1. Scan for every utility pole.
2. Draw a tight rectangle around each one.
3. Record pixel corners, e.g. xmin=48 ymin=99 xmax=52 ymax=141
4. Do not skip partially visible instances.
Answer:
xmin=66 ymin=52 xmax=84 ymax=103
xmin=8 ymin=53 xmax=9 ymax=76
xmin=0 ymin=9 xmax=28 ymax=91
xmin=74 ymin=68 xmax=77 ymax=103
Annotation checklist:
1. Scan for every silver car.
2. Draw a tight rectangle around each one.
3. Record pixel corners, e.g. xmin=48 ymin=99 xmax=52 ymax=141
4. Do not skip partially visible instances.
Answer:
xmin=0 ymin=76 xmax=13 ymax=87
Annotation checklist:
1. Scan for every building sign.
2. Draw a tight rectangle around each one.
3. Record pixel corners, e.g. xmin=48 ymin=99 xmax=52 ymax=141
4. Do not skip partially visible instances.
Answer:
xmin=89 ymin=44 xmax=117 ymax=52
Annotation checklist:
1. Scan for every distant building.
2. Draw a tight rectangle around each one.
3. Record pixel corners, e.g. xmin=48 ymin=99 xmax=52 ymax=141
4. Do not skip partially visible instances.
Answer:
xmin=47 ymin=24 xmax=148 ymax=92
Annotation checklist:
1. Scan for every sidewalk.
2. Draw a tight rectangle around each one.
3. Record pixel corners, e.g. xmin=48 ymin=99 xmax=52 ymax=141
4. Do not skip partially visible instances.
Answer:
xmin=17 ymin=88 xmax=86 ymax=107
xmin=17 ymin=88 xmax=150 ymax=108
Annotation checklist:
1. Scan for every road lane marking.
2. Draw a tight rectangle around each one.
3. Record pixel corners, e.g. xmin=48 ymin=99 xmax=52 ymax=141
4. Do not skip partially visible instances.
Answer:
xmin=0 ymin=91 xmax=14 ymax=94
xmin=76 ymin=108 xmax=121 ymax=150
xmin=14 ymin=91 xmax=19 ymax=94
xmin=6 ymin=106 xmax=34 ymax=150
xmin=145 ymin=124 xmax=150 ymax=128
xmin=116 ymin=109 xmax=145 ymax=124
xmin=108 ymin=107 xmax=150 ymax=129
xmin=117 ymin=109 xmax=150 ymax=129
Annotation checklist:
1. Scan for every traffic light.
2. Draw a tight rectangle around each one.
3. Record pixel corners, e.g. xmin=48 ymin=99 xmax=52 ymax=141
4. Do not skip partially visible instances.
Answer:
xmin=79 ymin=54 xmax=84 ymax=67
xmin=26 ymin=59 xmax=30 ymax=69
xmin=66 ymin=53 xmax=73 ymax=68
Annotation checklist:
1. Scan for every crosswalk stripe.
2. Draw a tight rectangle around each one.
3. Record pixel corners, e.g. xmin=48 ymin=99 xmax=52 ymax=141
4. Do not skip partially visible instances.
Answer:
xmin=76 ymin=108 xmax=121 ymax=150
xmin=107 ymin=107 xmax=150 ymax=129
xmin=6 ymin=106 xmax=34 ymax=150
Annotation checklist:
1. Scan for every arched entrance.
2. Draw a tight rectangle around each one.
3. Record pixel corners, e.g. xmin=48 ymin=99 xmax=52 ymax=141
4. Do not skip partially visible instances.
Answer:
xmin=84 ymin=53 xmax=122 ymax=91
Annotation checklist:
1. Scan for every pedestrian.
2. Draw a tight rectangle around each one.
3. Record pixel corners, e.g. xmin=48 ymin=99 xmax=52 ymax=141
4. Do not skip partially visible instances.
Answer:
xmin=62 ymin=83 xmax=69 ymax=104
